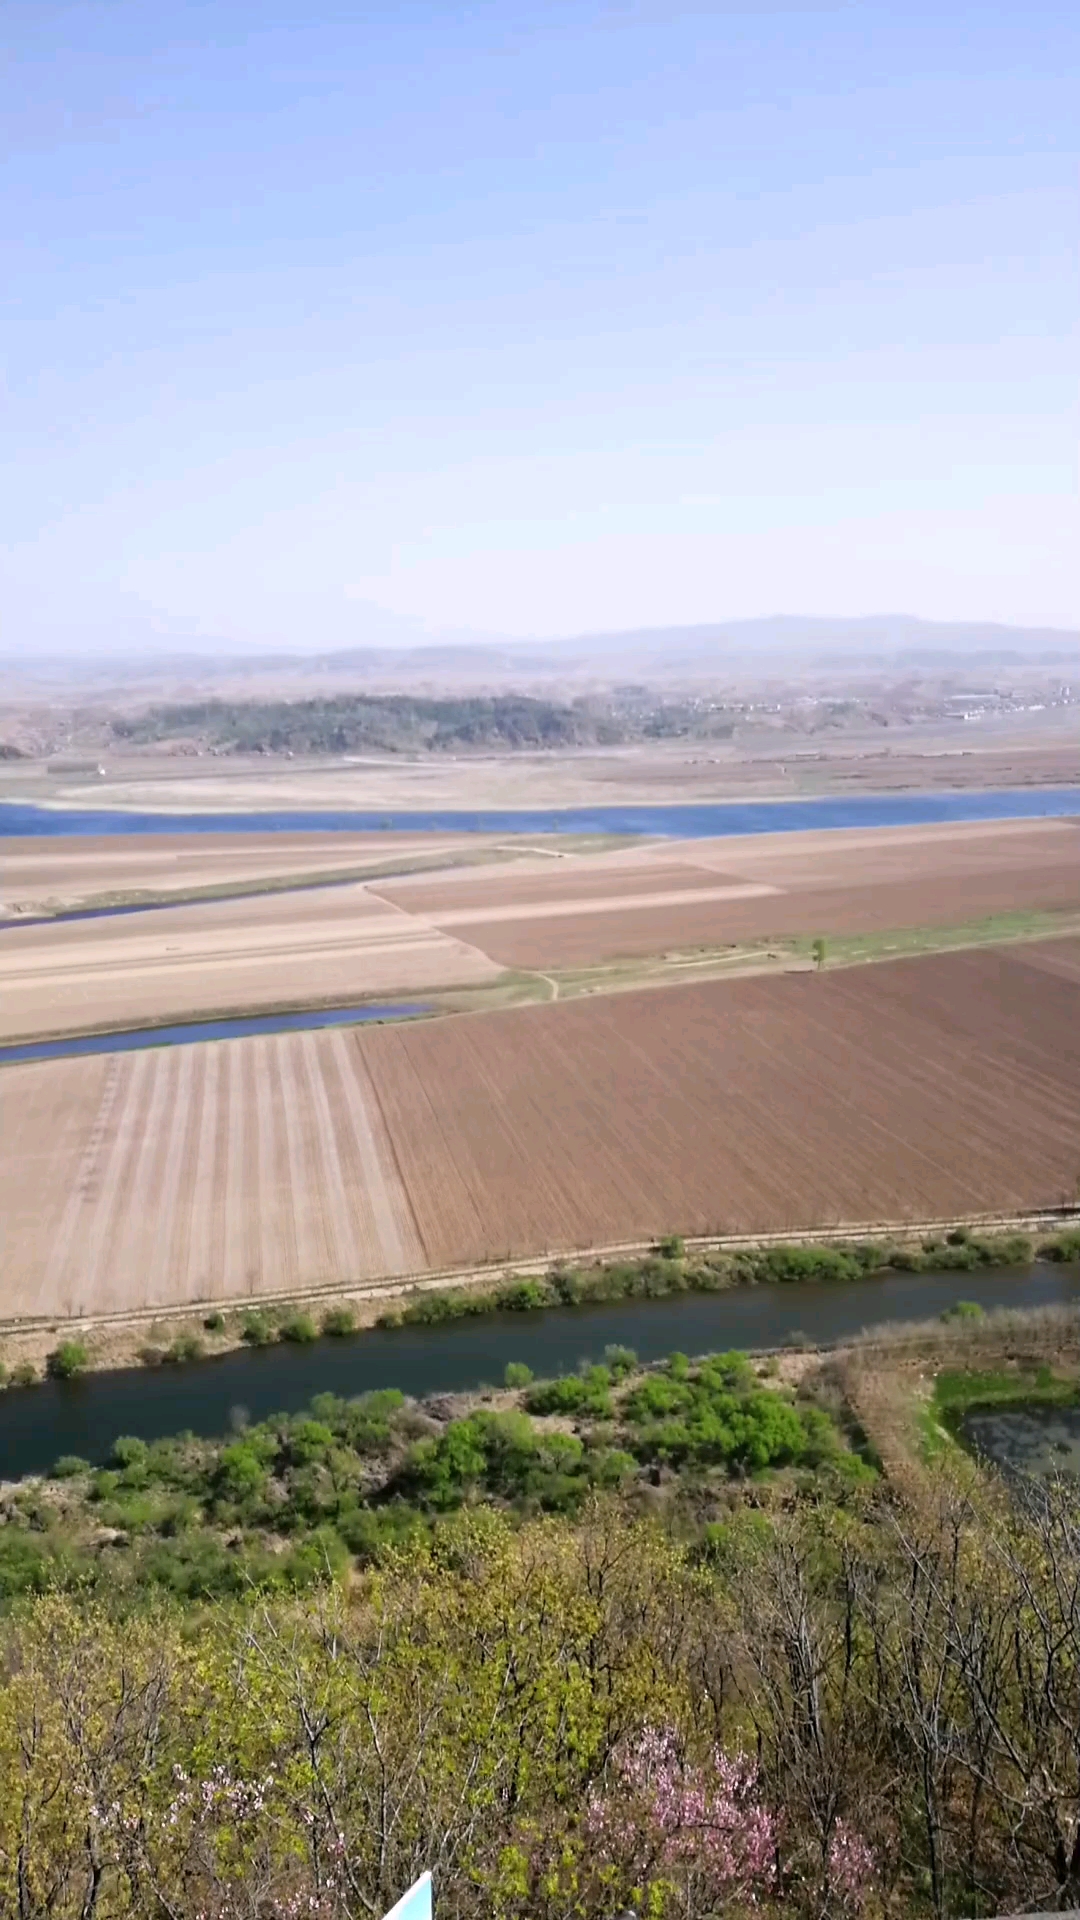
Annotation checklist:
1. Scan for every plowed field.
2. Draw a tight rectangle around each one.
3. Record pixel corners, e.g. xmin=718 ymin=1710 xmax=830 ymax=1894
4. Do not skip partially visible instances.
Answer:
xmin=2 ymin=829 xmax=487 ymax=911
xmin=2 ymin=1031 xmax=425 ymax=1317
xmin=451 ymin=864 xmax=1080 ymax=968
xmin=4 ymin=938 xmax=1080 ymax=1319
xmin=0 ymin=884 xmax=501 ymax=1040
xmin=372 ymin=818 xmax=1080 ymax=969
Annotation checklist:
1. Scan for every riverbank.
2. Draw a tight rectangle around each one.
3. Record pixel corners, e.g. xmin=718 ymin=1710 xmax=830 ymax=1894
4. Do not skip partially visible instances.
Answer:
xmin=1 ymin=1221 xmax=1078 ymax=1481
xmin=1 ymin=1213 xmax=1075 ymax=1379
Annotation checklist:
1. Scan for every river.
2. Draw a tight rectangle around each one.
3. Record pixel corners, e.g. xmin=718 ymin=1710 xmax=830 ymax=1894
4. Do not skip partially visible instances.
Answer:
xmin=2 ymin=1261 xmax=1079 ymax=1479
xmin=4 ymin=789 xmax=1080 ymax=839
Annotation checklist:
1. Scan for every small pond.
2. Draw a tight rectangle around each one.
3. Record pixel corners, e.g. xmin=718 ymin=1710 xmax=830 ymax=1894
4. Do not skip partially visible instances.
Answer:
xmin=960 ymin=1403 xmax=1080 ymax=1480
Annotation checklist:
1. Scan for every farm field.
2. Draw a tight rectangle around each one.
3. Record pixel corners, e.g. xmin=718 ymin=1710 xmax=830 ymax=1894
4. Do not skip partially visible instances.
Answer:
xmin=4 ymin=816 xmax=1078 ymax=1041
xmin=0 ymin=881 xmax=502 ymax=1039
xmin=4 ymin=937 xmax=1080 ymax=1321
xmin=374 ymin=817 xmax=1080 ymax=968
xmin=0 ymin=828 xmax=495 ymax=913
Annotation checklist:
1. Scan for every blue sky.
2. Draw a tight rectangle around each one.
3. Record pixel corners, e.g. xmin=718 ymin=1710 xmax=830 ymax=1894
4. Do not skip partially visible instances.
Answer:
xmin=2 ymin=1 xmax=1077 ymax=650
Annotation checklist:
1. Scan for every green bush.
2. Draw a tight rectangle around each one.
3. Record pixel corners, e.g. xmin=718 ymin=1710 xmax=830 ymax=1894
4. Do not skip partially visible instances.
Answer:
xmin=749 ymin=1245 xmax=862 ymax=1285
xmin=941 ymin=1300 xmax=985 ymax=1323
xmin=524 ymin=1368 xmax=613 ymax=1419
xmin=504 ymin=1361 xmax=533 ymax=1389
xmin=494 ymin=1279 xmax=550 ymax=1312
xmin=52 ymin=1455 xmax=90 ymax=1479
xmin=11 ymin=1361 xmax=38 ymax=1387
xmin=322 ymin=1305 xmax=357 ymax=1336
xmin=603 ymin=1345 xmax=638 ymax=1379
xmin=203 ymin=1310 xmax=226 ymax=1332
xmin=165 ymin=1331 xmax=204 ymax=1364
xmin=657 ymin=1234 xmax=685 ymax=1260
xmin=240 ymin=1312 xmax=275 ymax=1347
xmin=46 ymin=1340 xmax=89 ymax=1380
xmin=1038 ymin=1230 xmax=1080 ymax=1263
xmin=279 ymin=1312 xmax=318 ymax=1344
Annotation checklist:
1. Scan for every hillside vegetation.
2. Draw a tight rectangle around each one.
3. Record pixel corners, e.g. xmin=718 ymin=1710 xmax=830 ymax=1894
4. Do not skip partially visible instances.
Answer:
xmin=2 ymin=1324 xmax=1080 ymax=1917
xmin=108 ymin=691 xmax=738 ymax=754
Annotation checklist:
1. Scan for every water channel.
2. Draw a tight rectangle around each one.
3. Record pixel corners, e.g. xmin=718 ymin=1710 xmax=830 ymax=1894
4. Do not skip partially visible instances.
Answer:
xmin=2 ymin=1262 xmax=1079 ymax=1479
xmin=0 ymin=1003 xmax=432 ymax=1066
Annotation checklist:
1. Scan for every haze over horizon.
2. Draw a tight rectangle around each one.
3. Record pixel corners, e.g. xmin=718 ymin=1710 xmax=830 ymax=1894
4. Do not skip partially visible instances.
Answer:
xmin=3 ymin=2 xmax=1077 ymax=657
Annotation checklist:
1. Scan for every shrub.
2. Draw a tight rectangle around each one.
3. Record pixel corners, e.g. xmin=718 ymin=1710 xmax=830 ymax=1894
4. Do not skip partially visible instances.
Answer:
xmin=494 ymin=1279 xmax=550 ymax=1312
xmin=941 ymin=1300 xmax=985 ymax=1323
xmin=970 ymin=1233 xmax=1032 ymax=1267
xmin=46 ymin=1340 xmax=89 ymax=1380
xmin=240 ymin=1312 xmax=275 ymax=1347
xmin=322 ymin=1305 xmax=356 ymax=1336
xmin=280 ymin=1312 xmax=318 ymax=1344
xmin=657 ymin=1234 xmax=685 ymax=1260
xmin=751 ymin=1245 xmax=862 ymax=1285
xmin=203 ymin=1310 xmax=226 ymax=1332
xmin=52 ymin=1454 xmax=90 ymax=1479
xmin=165 ymin=1331 xmax=204 ymax=1364
xmin=504 ymin=1361 xmax=533 ymax=1389
xmin=110 ymin=1435 xmax=150 ymax=1469
xmin=946 ymin=1226 xmax=970 ymax=1246
xmin=0 ymin=1360 xmax=7 ymax=1388
xmin=603 ymin=1345 xmax=638 ymax=1379
xmin=1038 ymin=1230 xmax=1080 ymax=1263
xmin=524 ymin=1369 xmax=613 ymax=1419
xmin=11 ymin=1361 xmax=38 ymax=1387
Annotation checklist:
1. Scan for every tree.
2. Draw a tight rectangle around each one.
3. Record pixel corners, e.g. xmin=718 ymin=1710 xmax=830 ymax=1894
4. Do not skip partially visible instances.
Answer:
xmin=812 ymin=937 xmax=827 ymax=972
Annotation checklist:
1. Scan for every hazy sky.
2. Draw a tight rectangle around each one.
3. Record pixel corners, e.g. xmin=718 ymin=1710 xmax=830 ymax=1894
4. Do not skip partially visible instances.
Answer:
xmin=2 ymin=1 xmax=1077 ymax=651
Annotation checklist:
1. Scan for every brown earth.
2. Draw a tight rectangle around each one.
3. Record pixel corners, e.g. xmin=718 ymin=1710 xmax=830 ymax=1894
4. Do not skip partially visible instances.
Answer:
xmin=0 ymin=829 xmax=493 ymax=913
xmin=0 ymin=883 xmax=502 ymax=1040
xmin=5 ymin=817 xmax=1078 ymax=1041
xmin=383 ymin=819 xmax=1080 ymax=968
xmin=1 ymin=1031 xmax=425 ymax=1318
xmin=4 ymin=938 xmax=1080 ymax=1320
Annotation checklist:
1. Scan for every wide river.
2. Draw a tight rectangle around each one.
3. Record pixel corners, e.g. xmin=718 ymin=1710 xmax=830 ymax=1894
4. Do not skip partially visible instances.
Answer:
xmin=4 ymin=788 xmax=1080 ymax=839
xmin=2 ymin=1262 xmax=1079 ymax=1478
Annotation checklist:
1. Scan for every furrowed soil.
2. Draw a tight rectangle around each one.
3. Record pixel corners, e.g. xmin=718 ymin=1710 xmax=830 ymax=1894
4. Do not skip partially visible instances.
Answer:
xmin=372 ymin=819 xmax=1080 ymax=968
xmin=5 ymin=937 xmax=1080 ymax=1319
xmin=0 ymin=882 xmax=502 ymax=1040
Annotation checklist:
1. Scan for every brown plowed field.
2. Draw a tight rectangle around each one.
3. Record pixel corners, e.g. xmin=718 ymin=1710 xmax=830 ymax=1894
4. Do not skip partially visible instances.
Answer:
xmin=4 ymin=938 xmax=1080 ymax=1319
xmin=369 ymin=818 xmax=1080 ymax=969
xmin=2 ymin=1032 xmax=425 ymax=1317
xmin=451 ymin=863 xmax=1080 ymax=969
xmin=0 ymin=884 xmax=502 ymax=1040
xmin=355 ymin=939 xmax=1080 ymax=1268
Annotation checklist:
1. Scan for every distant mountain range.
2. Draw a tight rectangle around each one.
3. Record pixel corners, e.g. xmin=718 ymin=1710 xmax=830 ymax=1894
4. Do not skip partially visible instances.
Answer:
xmin=4 ymin=615 xmax=1078 ymax=691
